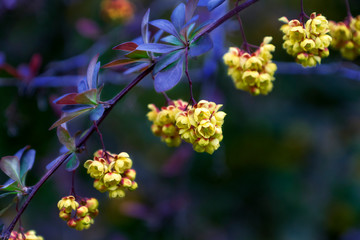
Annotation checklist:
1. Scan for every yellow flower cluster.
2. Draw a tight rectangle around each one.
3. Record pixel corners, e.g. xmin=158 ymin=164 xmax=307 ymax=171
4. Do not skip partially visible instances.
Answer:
xmin=329 ymin=15 xmax=360 ymax=60
xmin=223 ymin=37 xmax=277 ymax=95
xmin=9 ymin=230 xmax=43 ymax=240
xmin=175 ymin=100 xmax=226 ymax=154
xmin=147 ymin=100 xmax=189 ymax=147
xmin=84 ymin=150 xmax=138 ymax=198
xmin=101 ymin=0 xmax=134 ymax=22
xmin=279 ymin=12 xmax=332 ymax=67
xmin=57 ymin=196 xmax=99 ymax=231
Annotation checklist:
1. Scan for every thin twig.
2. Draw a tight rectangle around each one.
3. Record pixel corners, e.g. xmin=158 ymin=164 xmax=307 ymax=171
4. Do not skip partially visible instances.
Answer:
xmin=344 ymin=0 xmax=352 ymax=20
xmin=184 ymin=47 xmax=196 ymax=106
xmin=299 ymin=0 xmax=309 ymax=27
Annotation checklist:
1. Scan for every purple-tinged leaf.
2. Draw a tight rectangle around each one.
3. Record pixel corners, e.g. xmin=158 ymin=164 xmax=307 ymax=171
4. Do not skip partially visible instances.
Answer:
xmin=189 ymin=34 xmax=213 ymax=57
xmin=142 ymin=9 xmax=150 ymax=44
xmin=150 ymin=20 xmax=182 ymax=42
xmin=161 ymin=35 xmax=183 ymax=46
xmin=65 ymin=153 xmax=79 ymax=172
xmin=62 ymin=104 xmax=94 ymax=113
xmin=102 ymin=58 xmax=141 ymax=68
xmin=0 ymin=179 xmax=16 ymax=191
xmin=154 ymin=50 xmax=185 ymax=74
xmin=49 ymin=107 xmax=94 ymax=130
xmin=125 ymin=50 xmax=149 ymax=60
xmin=191 ymin=19 xmax=213 ymax=40
xmin=90 ymin=104 xmax=104 ymax=121
xmin=0 ymin=156 xmax=21 ymax=183
xmin=91 ymin=61 xmax=100 ymax=89
xmin=20 ymin=149 xmax=35 ymax=179
xmin=14 ymin=146 xmax=29 ymax=160
xmin=123 ymin=63 xmax=149 ymax=75
xmin=171 ymin=3 xmax=186 ymax=31
xmin=180 ymin=15 xmax=199 ymax=36
xmin=87 ymin=54 xmax=99 ymax=90
xmin=186 ymin=23 xmax=196 ymax=39
xmin=137 ymin=43 xmax=183 ymax=53
xmin=57 ymin=126 xmax=76 ymax=152
xmin=185 ymin=0 xmax=199 ymax=22
xmin=78 ymin=77 xmax=87 ymax=93
xmin=53 ymin=93 xmax=78 ymax=105
xmin=113 ymin=42 xmax=139 ymax=51
xmin=154 ymin=57 xmax=184 ymax=92
xmin=207 ymin=0 xmax=226 ymax=11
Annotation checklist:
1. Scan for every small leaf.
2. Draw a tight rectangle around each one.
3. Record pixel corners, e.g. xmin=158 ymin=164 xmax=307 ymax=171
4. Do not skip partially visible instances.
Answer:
xmin=154 ymin=57 xmax=184 ymax=92
xmin=136 ymin=43 xmax=183 ymax=53
xmin=57 ymin=127 xmax=76 ymax=152
xmin=142 ymin=9 xmax=150 ymax=44
xmin=53 ymin=93 xmax=78 ymax=105
xmin=152 ymin=30 xmax=164 ymax=43
xmin=113 ymin=42 xmax=138 ymax=51
xmin=125 ymin=50 xmax=149 ymax=60
xmin=0 ymin=179 xmax=22 ymax=192
xmin=171 ymin=3 xmax=186 ymax=31
xmin=87 ymin=54 xmax=99 ymax=90
xmin=207 ymin=0 xmax=226 ymax=11
xmin=49 ymin=107 xmax=94 ymax=130
xmin=189 ymin=34 xmax=213 ymax=57
xmin=20 ymin=149 xmax=35 ymax=179
xmin=150 ymin=20 xmax=182 ymax=42
xmin=154 ymin=50 xmax=184 ymax=74
xmin=0 ymin=157 xmax=21 ymax=183
xmin=161 ymin=35 xmax=183 ymax=46
xmin=75 ymin=89 xmax=97 ymax=105
xmin=91 ymin=61 xmax=100 ymax=89
xmin=65 ymin=153 xmax=79 ymax=172
xmin=14 ymin=146 xmax=29 ymax=160
xmin=102 ymin=58 xmax=141 ymax=68
xmin=90 ymin=104 xmax=104 ymax=121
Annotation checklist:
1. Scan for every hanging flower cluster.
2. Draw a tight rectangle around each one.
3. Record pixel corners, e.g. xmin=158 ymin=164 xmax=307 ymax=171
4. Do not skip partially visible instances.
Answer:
xmin=147 ymin=99 xmax=189 ymax=147
xmin=57 ymin=196 xmax=99 ymax=231
xmin=175 ymin=100 xmax=226 ymax=154
xmin=84 ymin=150 xmax=138 ymax=199
xmin=147 ymin=100 xmax=226 ymax=154
xmin=279 ymin=12 xmax=332 ymax=67
xmin=329 ymin=15 xmax=360 ymax=60
xmin=101 ymin=0 xmax=134 ymax=22
xmin=9 ymin=230 xmax=44 ymax=240
xmin=223 ymin=37 xmax=277 ymax=95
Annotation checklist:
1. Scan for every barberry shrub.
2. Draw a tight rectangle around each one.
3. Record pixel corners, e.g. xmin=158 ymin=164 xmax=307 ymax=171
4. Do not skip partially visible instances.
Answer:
xmin=0 ymin=0 xmax=360 ymax=239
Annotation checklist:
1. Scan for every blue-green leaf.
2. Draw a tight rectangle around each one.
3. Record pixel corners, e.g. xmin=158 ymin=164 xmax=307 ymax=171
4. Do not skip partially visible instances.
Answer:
xmin=136 ymin=43 xmax=182 ymax=53
xmin=142 ymin=9 xmax=150 ymax=44
xmin=90 ymin=104 xmax=105 ymax=121
xmin=20 ymin=149 xmax=35 ymax=180
xmin=65 ymin=153 xmax=79 ymax=172
xmin=189 ymin=34 xmax=213 ymax=57
xmin=154 ymin=50 xmax=185 ymax=74
xmin=207 ymin=0 xmax=226 ymax=11
xmin=87 ymin=54 xmax=99 ymax=90
xmin=171 ymin=3 xmax=186 ymax=31
xmin=150 ymin=20 xmax=182 ymax=42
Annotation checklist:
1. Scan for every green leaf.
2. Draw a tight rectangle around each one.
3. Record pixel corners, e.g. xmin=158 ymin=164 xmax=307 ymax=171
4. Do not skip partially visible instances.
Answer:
xmin=57 ymin=127 xmax=76 ymax=152
xmin=49 ymin=107 xmax=94 ymax=130
xmin=65 ymin=153 xmax=79 ymax=172
xmin=0 ymin=179 xmax=22 ymax=192
xmin=74 ymin=89 xmax=98 ymax=105
xmin=20 ymin=149 xmax=35 ymax=182
xmin=125 ymin=50 xmax=149 ymax=60
xmin=102 ymin=58 xmax=141 ymax=68
xmin=0 ymin=156 xmax=21 ymax=184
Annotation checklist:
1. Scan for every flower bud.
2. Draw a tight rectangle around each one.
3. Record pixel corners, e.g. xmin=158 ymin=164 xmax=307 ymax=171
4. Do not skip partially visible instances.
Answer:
xmin=76 ymin=206 xmax=89 ymax=217
xmin=124 ymin=169 xmax=136 ymax=181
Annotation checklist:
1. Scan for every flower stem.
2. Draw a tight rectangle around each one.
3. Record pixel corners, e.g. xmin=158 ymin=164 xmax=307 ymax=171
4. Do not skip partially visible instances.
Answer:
xmin=184 ymin=47 xmax=196 ymax=106
xmin=344 ymin=0 xmax=352 ymax=20
xmin=235 ymin=1 xmax=251 ymax=52
xmin=299 ymin=0 xmax=309 ymax=27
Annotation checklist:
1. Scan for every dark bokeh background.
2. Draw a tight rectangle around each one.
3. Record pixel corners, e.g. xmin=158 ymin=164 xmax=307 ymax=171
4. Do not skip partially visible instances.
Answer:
xmin=1 ymin=0 xmax=360 ymax=239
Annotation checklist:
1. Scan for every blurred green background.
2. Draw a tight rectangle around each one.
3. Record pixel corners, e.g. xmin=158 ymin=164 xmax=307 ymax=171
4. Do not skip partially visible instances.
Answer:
xmin=1 ymin=0 xmax=360 ymax=239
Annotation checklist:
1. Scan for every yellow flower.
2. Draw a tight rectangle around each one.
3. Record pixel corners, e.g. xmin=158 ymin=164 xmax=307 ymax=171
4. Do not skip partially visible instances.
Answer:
xmin=57 ymin=195 xmax=79 ymax=213
xmin=84 ymin=159 xmax=107 ymax=179
xmin=109 ymin=188 xmax=126 ymax=198
xmin=306 ymin=13 xmax=329 ymax=35
xmin=103 ymin=172 xmax=121 ymax=190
